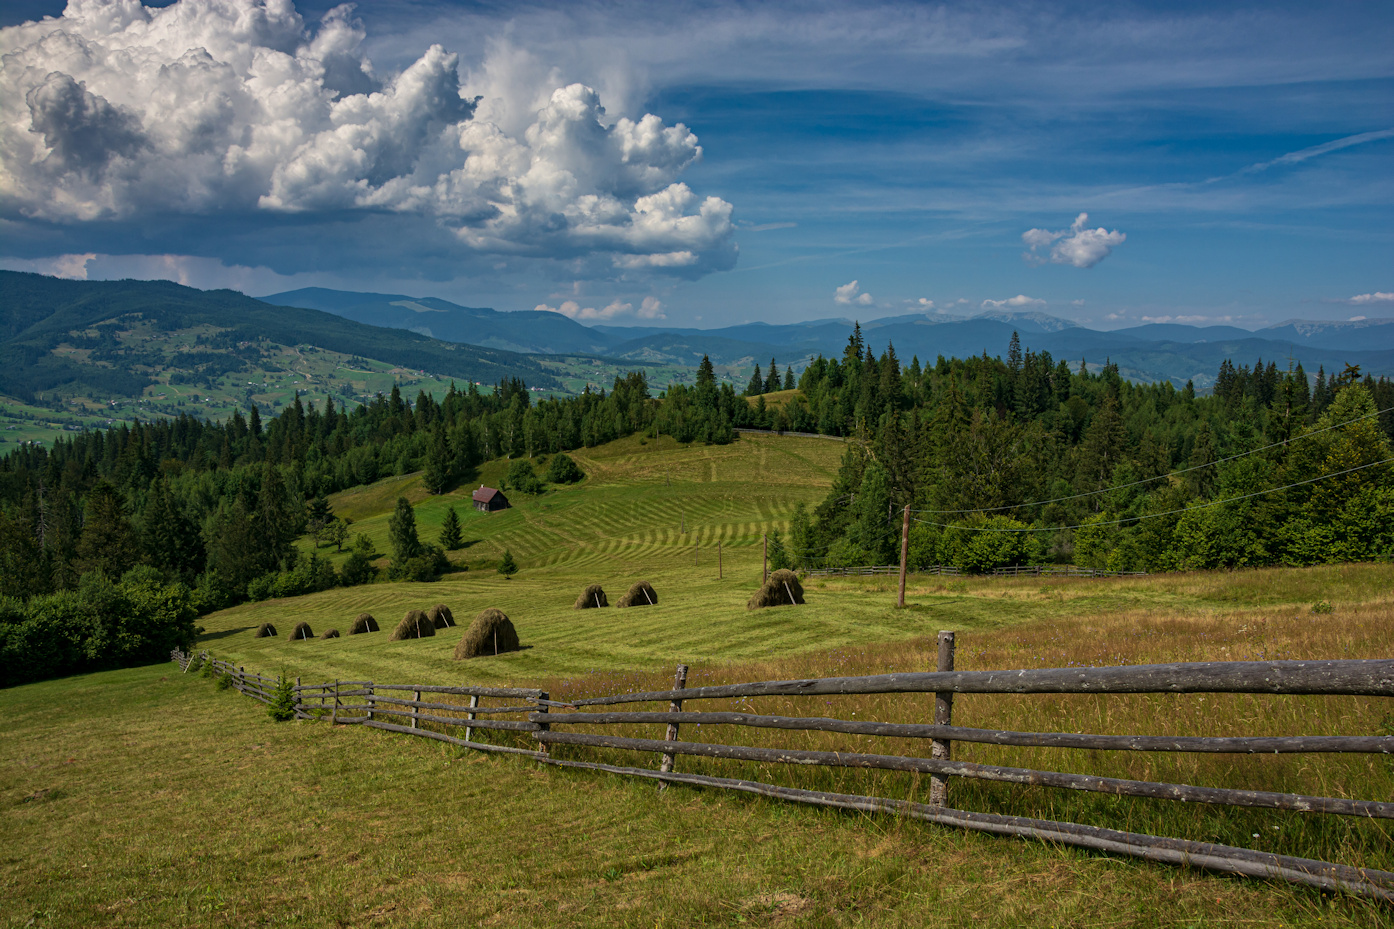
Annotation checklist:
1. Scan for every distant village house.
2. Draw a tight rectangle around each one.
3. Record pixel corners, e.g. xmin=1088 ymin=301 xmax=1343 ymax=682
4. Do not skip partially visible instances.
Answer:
xmin=473 ymin=485 xmax=509 ymax=513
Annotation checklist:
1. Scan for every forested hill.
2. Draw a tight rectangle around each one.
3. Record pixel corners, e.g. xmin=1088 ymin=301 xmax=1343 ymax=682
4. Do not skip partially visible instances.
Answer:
xmin=0 ymin=271 xmax=560 ymax=403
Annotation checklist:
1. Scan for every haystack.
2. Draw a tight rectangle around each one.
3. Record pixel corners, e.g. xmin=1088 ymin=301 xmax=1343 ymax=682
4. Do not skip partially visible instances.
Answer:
xmin=747 ymin=569 xmax=805 ymax=610
xmin=573 ymin=584 xmax=608 ymax=609
xmin=615 ymin=580 xmax=657 ymax=608
xmin=389 ymin=609 xmax=436 ymax=641
xmin=348 ymin=612 xmax=379 ymax=635
xmin=287 ymin=621 xmax=315 ymax=640
xmin=428 ymin=604 xmax=456 ymax=629
xmin=254 ymin=622 xmax=277 ymax=638
xmin=321 ymin=628 xmax=340 ymax=639
xmin=454 ymin=608 xmax=520 ymax=660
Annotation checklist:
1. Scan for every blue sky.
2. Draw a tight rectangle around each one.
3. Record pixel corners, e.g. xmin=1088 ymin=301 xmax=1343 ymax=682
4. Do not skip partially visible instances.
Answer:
xmin=1 ymin=0 xmax=1390 ymax=330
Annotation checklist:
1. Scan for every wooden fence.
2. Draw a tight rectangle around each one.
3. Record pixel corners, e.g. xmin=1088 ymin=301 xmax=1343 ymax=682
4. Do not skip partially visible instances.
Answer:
xmin=171 ymin=642 xmax=1394 ymax=901
xmin=806 ymin=564 xmax=1148 ymax=578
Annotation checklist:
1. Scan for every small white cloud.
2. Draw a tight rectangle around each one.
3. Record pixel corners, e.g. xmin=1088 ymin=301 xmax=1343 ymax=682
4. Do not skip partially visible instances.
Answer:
xmin=1140 ymin=314 xmax=1237 ymax=325
xmin=835 ymin=280 xmax=873 ymax=305
xmin=1350 ymin=315 xmax=1368 ymax=321
xmin=1022 ymin=213 xmax=1126 ymax=269
xmin=981 ymin=295 xmax=1046 ymax=310
xmin=1071 ymin=299 xmax=1085 ymax=307
xmin=535 ymin=296 xmax=664 ymax=321
xmin=916 ymin=297 xmax=935 ymax=310
xmin=1350 ymin=292 xmax=1394 ymax=305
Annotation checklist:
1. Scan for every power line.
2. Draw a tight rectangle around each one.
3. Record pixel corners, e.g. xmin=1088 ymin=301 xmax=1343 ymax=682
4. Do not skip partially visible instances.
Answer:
xmin=906 ymin=405 xmax=1393 ymax=516
xmin=910 ymin=454 xmax=1394 ymax=533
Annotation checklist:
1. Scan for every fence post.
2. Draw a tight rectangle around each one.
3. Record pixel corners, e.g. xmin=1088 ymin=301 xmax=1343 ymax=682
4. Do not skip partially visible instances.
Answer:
xmin=411 ymin=688 xmax=420 ymax=729
xmin=898 ymin=505 xmax=910 ymax=608
xmin=366 ymin=682 xmax=375 ymax=721
xmin=658 ymin=664 xmax=690 ymax=788
xmin=238 ymin=666 xmax=245 ymax=695
xmin=465 ymin=694 xmax=479 ymax=742
xmin=331 ymin=679 xmax=339 ymax=725
xmin=295 ymin=677 xmax=301 ymax=719
xmin=929 ymin=631 xmax=956 ymax=806
xmin=535 ymin=692 xmax=550 ymax=756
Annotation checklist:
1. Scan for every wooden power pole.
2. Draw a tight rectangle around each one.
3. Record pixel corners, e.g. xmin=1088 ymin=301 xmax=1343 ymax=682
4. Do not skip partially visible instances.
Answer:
xmin=897 ymin=504 xmax=911 ymax=608
xmin=763 ymin=534 xmax=768 ymax=582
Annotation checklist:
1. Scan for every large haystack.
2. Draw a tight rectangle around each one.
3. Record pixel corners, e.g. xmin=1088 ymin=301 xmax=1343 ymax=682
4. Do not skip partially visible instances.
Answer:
xmin=287 ymin=621 xmax=315 ymax=640
xmin=615 ymin=580 xmax=657 ymax=608
xmin=574 ymin=584 xmax=608 ymax=609
xmin=454 ymin=608 xmax=520 ymax=660
xmin=348 ymin=613 xmax=379 ymax=635
xmin=389 ymin=609 xmax=436 ymax=641
xmin=428 ymin=604 xmax=456 ymax=629
xmin=747 ymin=569 xmax=805 ymax=610
xmin=321 ymin=628 xmax=340 ymax=639
xmin=254 ymin=622 xmax=277 ymax=638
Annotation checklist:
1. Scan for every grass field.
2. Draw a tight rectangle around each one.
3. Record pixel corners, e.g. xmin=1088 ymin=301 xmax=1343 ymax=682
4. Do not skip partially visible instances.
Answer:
xmin=4 ymin=433 xmax=1393 ymax=926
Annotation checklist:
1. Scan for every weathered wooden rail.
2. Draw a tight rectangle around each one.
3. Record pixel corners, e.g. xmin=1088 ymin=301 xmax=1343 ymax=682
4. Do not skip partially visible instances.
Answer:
xmin=806 ymin=564 xmax=1148 ymax=578
xmin=172 ymin=640 xmax=1394 ymax=901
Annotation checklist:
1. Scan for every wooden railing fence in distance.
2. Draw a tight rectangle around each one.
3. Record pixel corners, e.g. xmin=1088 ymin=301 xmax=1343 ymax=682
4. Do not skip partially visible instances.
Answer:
xmin=805 ymin=564 xmax=1148 ymax=579
xmin=177 ymin=644 xmax=1394 ymax=901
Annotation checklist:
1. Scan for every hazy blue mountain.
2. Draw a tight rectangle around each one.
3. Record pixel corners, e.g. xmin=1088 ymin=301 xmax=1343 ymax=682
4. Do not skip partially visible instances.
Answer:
xmin=262 ymin=287 xmax=617 ymax=355
xmin=1260 ymin=318 xmax=1394 ymax=352
xmin=0 ymin=273 xmax=560 ymax=402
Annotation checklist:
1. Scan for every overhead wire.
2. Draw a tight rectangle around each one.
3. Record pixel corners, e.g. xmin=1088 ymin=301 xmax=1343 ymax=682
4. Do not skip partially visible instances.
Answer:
xmin=902 ymin=405 xmax=1394 ymax=516
xmin=909 ymin=455 xmax=1394 ymax=533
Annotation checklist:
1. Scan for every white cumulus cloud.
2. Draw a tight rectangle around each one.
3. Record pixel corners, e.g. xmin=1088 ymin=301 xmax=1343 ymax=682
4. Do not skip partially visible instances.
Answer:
xmin=535 ymin=295 xmax=665 ymax=321
xmin=1022 ymin=213 xmax=1126 ymax=269
xmin=981 ymin=294 xmax=1046 ymax=309
xmin=1350 ymin=292 xmax=1394 ymax=305
xmin=0 ymin=0 xmax=736 ymax=277
xmin=835 ymin=280 xmax=873 ymax=305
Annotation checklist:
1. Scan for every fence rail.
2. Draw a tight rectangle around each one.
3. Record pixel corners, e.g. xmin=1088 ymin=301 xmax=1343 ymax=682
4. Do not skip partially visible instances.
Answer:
xmin=170 ymin=641 xmax=1394 ymax=901
xmin=806 ymin=564 xmax=1148 ymax=578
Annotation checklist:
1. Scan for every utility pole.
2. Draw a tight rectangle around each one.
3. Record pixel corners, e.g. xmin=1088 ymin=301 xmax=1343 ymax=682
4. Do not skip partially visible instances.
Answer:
xmin=763 ymin=533 xmax=768 ymax=582
xmin=718 ymin=541 xmax=722 ymax=579
xmin=897 ymin=504 xmax=911 ymax=608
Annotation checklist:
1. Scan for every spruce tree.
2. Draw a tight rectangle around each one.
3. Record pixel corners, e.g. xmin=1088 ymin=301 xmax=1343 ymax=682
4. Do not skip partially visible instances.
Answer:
xmin=764 ymin=358 xmax=781 ymax=393
xmin=498 ymin=548 xmax=518 ymax=576
xmin=783 ymin=366 xmax=795 ymax=391
xmin=388 ymin=496 xmax=422 ymax=564
xmin=439 ymin=505 xmax=463 ymax=550
xmin=76 ymin=480 xmax=137 ymax=578
xmin=142 ymin=478 xmax=204 ymax=580
xmin=745 ymin=365 xmax=763 ymax=396
xmin=423 ymin=425 xmax=450 ymax=494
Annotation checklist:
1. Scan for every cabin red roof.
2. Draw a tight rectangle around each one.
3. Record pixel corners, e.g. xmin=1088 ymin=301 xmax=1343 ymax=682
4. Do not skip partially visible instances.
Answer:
xmin=473 ymin=486 xmax=503 ymax=503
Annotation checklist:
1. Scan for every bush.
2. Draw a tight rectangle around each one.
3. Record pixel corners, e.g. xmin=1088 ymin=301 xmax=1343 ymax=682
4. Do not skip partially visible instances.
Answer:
xmin=390 ymin=544 xmax=450 ymax=582
xmin=339 ymin=550 xmax=378 ymax=587
xmin=268 ymin=676 xmax=296 ymax=721
xmin=506 ymin=460 xmax=543 ymax=495
xmin=216 ymin=672 xmax=233 ymax=691
xmin=544 ymin=453 xmax=585 ymax=484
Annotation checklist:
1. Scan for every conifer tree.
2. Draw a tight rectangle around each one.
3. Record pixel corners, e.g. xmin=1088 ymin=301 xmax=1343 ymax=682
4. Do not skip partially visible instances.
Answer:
xmin=439 ymin=504 xmax=463 ymax=550
xmin=423 ymin=425 xmax=450 ymax=494
xmin=764 ymin=358 xmax=781 ymax=393
xmin=783 ymin=366 xmax=795 ymax=391
xmin=745 ymin=365 xmax=763 ymax=396
xmin=388 ymin=496 xmax=422 ymax=564
xmin=497 ymin=548 xmax=518 ymax=576
xmin=76 ymin=480 xmax=137 ymax=578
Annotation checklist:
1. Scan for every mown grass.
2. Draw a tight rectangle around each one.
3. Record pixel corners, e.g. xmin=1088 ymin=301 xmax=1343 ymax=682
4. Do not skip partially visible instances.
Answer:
xmin=8 ymin=433 xmax=1393 ymax=926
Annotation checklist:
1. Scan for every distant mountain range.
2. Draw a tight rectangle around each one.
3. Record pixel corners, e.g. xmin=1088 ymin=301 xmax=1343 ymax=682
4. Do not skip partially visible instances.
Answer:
xmin=0 ymin=273 xmax=560 ymax=404
xmin=265 ymin=287 xmax=1394 ymax=388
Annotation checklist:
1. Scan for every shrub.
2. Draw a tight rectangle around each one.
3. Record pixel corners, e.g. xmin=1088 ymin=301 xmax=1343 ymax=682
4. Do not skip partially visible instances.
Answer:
xmin=506 ymin=460 xmax=543 ymax=494
xmin=544 ymin=453 xmax=585 ymax=484
xmin=339 ymin=550 xmax=378 ymax=587
xmin=216 ymin=672 xmax=233 ymax=691
xmin=391 ymin=544 xmax=450 ymax=582
xmin=268 ymin=676 xmax=296 ymax=721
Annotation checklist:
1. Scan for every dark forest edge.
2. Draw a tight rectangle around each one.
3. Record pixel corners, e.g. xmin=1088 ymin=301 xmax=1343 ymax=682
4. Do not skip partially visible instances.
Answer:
xmin=2 ymin=323 xmax=1393 ymax=687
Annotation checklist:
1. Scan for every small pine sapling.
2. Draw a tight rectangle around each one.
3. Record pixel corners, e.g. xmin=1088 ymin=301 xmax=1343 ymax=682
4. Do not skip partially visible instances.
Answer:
xmin=498 ymin=548 xmax=518 ymax=577
xmin=268 ymin=675 xmax=297 ymax=721
xmin=439 ymin=504 xmax=463 ymax=550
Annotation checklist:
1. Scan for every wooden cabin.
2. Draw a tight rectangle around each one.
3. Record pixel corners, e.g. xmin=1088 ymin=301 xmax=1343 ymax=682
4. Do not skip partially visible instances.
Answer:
xmin=472 ymin=485 xmax=509 ymax=513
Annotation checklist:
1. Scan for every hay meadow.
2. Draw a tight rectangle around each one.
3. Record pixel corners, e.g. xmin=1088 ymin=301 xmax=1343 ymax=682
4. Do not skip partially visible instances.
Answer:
xmin=3 ymin=432 xmax=1393 ymax=927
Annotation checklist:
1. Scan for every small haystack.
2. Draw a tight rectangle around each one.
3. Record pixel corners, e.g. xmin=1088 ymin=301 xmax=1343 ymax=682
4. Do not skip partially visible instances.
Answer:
xmin=428 ymin=604 xmax=456 ymax=629
xmin=287 ymin=621 xmax=315 ymax=640
xmin=348 ymin=612 xmax=379 ymax=635
xmin=574 ymin=584 xmax=608 ymax=609
xmin=389 ymin=609 xmax=436 ymax=641
xmin=254 ymin=622 xmax=277 ymax=638
xmin=615 ymin=580 xmax=657 ymax=608
xmin=454 ymin=608 xmax=520 ymax=660
xmin=747 ymin=569 xmax=805 ymax=610
xmin=321 ymin=628 xmax=340 ymax=639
